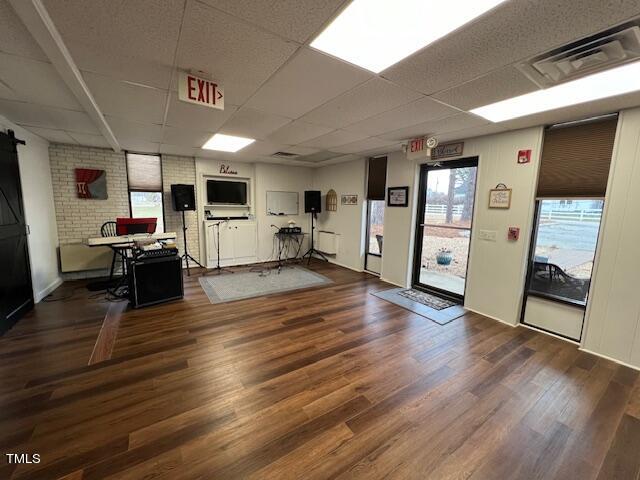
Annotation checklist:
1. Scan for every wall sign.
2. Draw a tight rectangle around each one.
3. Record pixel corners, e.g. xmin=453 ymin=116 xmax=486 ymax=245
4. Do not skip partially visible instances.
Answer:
xmin=387 ymin=186 xmax=409 ymax=207
xmin=75 ymin=168 xmax=107 ymax=199
xmin=431 ymin=142 xmax=464 ymax=160
xmin=178 ymin=71 xmax=224 ymax=110
xmin=488 ymin=184 xmax=512 ymax=209
xmin=219 ymin=164 xmax=237 ymax=175
xmin=517 ymin=149 xmax=532 ymax=164
xmin=341 ymin=194 xmax=358 ymax=205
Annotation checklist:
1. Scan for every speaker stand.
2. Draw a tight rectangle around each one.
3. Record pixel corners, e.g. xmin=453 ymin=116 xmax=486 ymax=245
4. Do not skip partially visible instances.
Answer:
xmin=202 ymin=221 xmax=234 ymax=276
xmin=302 ymin=211 xmax=328 ymax=265
xmin=180 ymin=210 xmax=204 ymax=276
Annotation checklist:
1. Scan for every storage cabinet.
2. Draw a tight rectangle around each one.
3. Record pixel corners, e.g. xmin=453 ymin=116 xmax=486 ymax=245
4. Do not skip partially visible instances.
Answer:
xmin=205 ymin=221 xmax=257 ymax=267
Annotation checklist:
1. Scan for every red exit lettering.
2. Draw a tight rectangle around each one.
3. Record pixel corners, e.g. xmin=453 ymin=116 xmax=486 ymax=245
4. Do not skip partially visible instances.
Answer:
xmin=186 ymin=75 xmax=221 ymax=106
xmin=410 ymin=138 xmax=424 ymax=153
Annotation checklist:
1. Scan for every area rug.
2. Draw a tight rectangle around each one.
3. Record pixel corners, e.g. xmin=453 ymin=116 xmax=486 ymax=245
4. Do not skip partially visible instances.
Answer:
xmin=397 ymin=289 xmax=456 ymax=310
xmin=371 ymin=288 xmax=466 ymax=325
xmin=198 ymin=266 xmax=332 ymax=304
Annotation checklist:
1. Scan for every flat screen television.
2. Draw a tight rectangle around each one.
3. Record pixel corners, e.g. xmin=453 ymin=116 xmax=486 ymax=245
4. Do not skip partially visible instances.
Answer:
xmin=207 ymin=180 xmax=247 ymax=205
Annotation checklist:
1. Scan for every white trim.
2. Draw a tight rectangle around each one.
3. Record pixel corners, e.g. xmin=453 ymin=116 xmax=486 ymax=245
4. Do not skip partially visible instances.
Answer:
xmin=579 ymin=347 xmax=640 ymax=372
xmin=324 ymin=257 xmax=364 ymax=273
xmin=519 ymin=322 xmax=580 ymax=346
xmin=379 ymin=276 xmax=406 ymax=288
xmin=464 ymin=306 xmax=517 ymax=327
xmin=34 ymin=276 xmax=63 ymax=303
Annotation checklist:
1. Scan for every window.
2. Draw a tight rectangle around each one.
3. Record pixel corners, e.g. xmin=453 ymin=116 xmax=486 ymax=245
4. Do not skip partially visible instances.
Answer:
xmin=527 ymin=199 xmax=604 ymax=306
xmin=126 ymin=153 xmax=164 ymax=232
xmin=366 ymin=200 xmax=385 ymax=255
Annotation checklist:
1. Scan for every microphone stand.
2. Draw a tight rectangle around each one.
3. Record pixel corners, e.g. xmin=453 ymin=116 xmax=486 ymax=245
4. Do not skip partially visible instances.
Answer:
xmin=204 ymin=219 xmax=234 ymax=276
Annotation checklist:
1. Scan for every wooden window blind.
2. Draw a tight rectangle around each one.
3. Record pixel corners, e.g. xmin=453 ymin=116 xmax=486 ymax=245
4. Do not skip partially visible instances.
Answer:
xmin=367 ymin=156 xmax=387 ymax=200
xmin=537 ymin=116 xmax=617 ymax=198
xmin=126 ymin=153 xmax=162 ymax=192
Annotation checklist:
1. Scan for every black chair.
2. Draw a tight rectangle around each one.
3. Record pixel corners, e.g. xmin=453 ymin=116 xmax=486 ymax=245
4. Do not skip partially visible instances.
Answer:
xmin=530 ymin=261 xmax=590 ymax=302
xmin=101 ymin=221 xmax=127 ymax=282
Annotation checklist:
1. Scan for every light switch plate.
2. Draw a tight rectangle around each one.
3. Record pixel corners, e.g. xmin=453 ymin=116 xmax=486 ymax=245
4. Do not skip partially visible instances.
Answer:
xmin=479 ymin=229 xmax=497 ymax=241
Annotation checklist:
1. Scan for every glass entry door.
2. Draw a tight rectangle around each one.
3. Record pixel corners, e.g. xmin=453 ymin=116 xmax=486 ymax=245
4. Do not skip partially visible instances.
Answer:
xmin=412 ymin=158 xmax=478 ymax=300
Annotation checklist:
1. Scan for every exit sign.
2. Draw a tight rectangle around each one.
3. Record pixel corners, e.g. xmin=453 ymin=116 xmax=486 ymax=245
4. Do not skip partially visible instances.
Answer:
xmin=406 ymin=137 xmax=429 ymax=161
xmin=178 ymin=72 xmax=224 ymax=110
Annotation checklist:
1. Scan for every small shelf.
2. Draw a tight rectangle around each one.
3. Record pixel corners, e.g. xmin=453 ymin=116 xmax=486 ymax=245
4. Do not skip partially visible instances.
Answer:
xmin=204 ymin=204 xmax=251 ymax=208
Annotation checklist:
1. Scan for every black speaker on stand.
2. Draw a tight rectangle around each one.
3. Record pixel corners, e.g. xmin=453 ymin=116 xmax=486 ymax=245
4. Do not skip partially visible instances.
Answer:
xmin=170 ymin=184 xmax=203 ymax=276
xmin=302 ymin=191 xmax=328 ymax=265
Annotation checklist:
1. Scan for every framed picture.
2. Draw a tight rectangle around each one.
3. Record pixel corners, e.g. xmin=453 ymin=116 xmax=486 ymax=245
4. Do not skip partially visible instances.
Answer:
xmin=341 ymin=194 xmax=358 ymax=205
xmin=488 ymin=188 xmax=512 ymax=209
xmin=387 ymin=186 xmax=409 ymax=207
xmin=75 ymin=168 xmax=108 ymax=199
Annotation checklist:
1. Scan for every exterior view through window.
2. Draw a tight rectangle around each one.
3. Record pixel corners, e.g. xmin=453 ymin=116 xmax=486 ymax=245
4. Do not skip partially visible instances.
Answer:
xmin=367 ymin=200 xmax=385 ymax=255
xmin=130 ymin=191 xmax=165 ymax=233
xmin=527 ymin=199 xmax=604 ymax=305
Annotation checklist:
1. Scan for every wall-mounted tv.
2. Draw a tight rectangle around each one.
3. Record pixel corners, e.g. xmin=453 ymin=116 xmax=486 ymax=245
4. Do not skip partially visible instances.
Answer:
xmin=207 ymin=180 xmax=247 ymax=205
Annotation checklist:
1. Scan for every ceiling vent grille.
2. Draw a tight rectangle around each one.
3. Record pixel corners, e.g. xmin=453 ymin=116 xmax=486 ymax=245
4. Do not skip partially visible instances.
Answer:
xmin=271 ymin=151 xmax=299 ymax=158
xmin=517 ymin=21 xmax=640 ymax=88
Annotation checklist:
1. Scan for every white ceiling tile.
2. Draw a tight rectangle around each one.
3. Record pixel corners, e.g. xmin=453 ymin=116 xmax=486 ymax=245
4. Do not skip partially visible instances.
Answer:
xmin=105 ymin=116 xmax=162 ymax=143
xmin=165 ymin=92 xmax=237 ymax=132
xmin=0 ymin=0 xmax=48 ymax=61
xmin=294 ymin=150 xmax=337 ymax=163
xmin=176 ymin=1 xmax=298 ymax=106
xmin=67 ymin=132 xmax=111 ymax=148
xmin=436 ymin=123 xmax=509 ymax=144
xmin=0 ymin=53 xmax=82 ymax=110
xmin=44 ymin=108 xmax=100 ymax=134
xmin=378 ymin=113 xmax=487 ymax=142
xmin=315 ymin=153 xmax=363 ymax=166
xmin=432 ymin=66 xmax=540 ymax=111
xmin=0 ymin=99 xmax=55 ymax=127
xmin=268 ymin=120 xmax=333 ymax=145
xmin=200 ymin=0 xmax=346 ymax=43
xmin=244 ymin=48 xmax=372 ymax=118
xmin=161 ymin=126 xmax=212 ymax=149
xmin=25 ymin=126 xmax=76 ymax=144
xmin=159 ymin=144 xmax=197 ymax=157
xmin=220 ymin=107 xmax=291 ymax=140
xmin=384 ymin=0 xmax=640 ymax=95
xmin=43 ymin=0 xmax=184 ymax=89
xmin=299 ymin=129 xmax=369 ymax=149
xmin=83 ymin=72 xmax=167 ymax=124
xmin=0 ymin=78 xmax=20 ymax=101
xmin=329 ymin=137 xmax=397 ymax=154
xmin=342 ymin=97 xmax=460 ymax=136
xmin=300 ymin=78 xmax=422 ymax=128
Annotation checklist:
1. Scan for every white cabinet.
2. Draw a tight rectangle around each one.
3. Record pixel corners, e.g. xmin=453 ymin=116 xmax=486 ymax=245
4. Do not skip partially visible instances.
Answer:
xmin=205 ymin=221 xmax=257 ymax=267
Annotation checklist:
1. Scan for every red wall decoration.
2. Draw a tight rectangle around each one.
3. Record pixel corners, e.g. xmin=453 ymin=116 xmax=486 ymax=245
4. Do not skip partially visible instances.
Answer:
xmin=75 ymin=168 xmax=108 ymax=199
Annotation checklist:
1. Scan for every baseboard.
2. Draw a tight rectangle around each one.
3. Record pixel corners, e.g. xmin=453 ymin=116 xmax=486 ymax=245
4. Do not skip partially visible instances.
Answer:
xmin=325 ymin=257 xmax=363 ymax=273
xmin=579 ymin=347 xmax=640 ymax=372
xmin=379 ymin=277 xmax=406 ymax=288
xmin=463 ymin=306 xmax=518 ymax=328
xmin=520 ymin=323 xmax=580 ymax=345
xmin=35 ymin=276 xmax=63 ymax=303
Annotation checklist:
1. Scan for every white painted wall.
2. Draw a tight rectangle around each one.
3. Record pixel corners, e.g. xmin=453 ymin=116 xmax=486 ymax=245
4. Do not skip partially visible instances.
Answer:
xmin=0 ymin=115 xmax=61 ymax=302
xmin=583 ymin=107 xmax=640 ymax=369
xmin=313 ymin=158 xmax=367 ymax=271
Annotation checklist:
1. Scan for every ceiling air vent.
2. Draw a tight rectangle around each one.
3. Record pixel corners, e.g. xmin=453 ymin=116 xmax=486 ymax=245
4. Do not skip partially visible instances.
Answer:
xmin=517 ymin=22 xmax=640 ymax=88
xmin=271 ymin=151 xmax=299 ymax=158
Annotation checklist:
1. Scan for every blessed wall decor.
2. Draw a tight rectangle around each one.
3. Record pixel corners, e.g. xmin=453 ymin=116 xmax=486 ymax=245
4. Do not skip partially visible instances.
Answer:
xmin=341 ymin=194 xmax=358 ymax=205
xmin=219 ymin=164 xmax=238 ymax=175
xmin=488 ymin=183 xmax=512 ymax=209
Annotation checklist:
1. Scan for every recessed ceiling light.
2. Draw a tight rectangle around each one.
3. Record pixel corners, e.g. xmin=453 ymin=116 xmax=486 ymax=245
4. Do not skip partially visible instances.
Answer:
xmin=310 ymin=0 xmax=507 ymax=73
xmin=471 ymin=61 xmax=640 ymax=122
xmin=202 ymin=133 xmax=255 ymax=152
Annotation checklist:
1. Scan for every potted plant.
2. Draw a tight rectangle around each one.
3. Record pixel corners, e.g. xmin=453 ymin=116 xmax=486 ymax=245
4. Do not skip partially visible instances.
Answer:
xmin=436 ymin=247 xmax=453 ymax=266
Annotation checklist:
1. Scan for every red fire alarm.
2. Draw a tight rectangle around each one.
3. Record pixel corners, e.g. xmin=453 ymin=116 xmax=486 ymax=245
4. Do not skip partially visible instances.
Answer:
xmin=517 ymin=149 xmax=531 ymax=164
xmin=508 ymin=227 xmax=520 ymax=241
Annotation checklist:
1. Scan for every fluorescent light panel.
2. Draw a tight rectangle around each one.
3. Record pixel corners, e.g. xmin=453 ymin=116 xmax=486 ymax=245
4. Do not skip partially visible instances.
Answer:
xmin=202 ymin=133 xmax=254 ymax=152
xmin=311 ymin=0 xmax=507 ymax=73
xmin=472 ymin=61 xmax=640 ymax=122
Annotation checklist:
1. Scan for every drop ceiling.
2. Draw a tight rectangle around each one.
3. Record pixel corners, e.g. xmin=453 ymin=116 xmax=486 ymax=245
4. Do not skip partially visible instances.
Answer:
xmin=1 ymin=0 xmax=640 ymax=166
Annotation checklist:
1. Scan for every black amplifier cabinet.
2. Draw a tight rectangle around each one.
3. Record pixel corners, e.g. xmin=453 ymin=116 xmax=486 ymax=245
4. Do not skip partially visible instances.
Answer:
xmin=128 ymin=254 xmax=183 ymax=308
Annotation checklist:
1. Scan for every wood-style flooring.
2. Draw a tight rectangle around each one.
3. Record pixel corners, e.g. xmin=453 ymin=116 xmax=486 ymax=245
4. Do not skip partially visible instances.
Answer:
xmin=1 ymin=262 xmax=639 ymax=479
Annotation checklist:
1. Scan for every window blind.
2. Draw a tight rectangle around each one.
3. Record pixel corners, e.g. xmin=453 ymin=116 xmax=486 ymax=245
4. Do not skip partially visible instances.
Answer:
xmin=126 ymin=153 xmax=162 ymax=192
xmin=367 ymin=156 xmax=387 ymax=200
xmin=537 ymin=116 xmax=617 ymax=198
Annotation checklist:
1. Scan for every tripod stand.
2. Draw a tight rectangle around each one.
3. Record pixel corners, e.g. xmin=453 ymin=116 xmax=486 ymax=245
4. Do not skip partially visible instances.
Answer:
xmin=180 ymin=209 xmax=204 ymax=276
xmin=302 ymin=210 xmax=328 ymax=265
xmin=204 ymin=220 xmax=234 ymax=275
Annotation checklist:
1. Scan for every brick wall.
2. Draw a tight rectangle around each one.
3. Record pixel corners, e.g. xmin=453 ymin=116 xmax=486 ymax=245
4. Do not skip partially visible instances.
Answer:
xmin=49 ymin=144 xmax=200 ymax=278
xmin=162 ymin=155 xmax=200 ymax=263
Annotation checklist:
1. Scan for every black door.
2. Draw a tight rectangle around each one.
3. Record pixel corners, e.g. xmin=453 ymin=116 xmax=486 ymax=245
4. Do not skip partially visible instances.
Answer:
xmin=0 ymin=131 xmax=33 ymax=334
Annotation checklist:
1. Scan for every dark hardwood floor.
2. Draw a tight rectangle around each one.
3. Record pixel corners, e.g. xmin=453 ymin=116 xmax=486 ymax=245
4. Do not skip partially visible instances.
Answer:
xmin=1 ymin=262 xmax=638 ymax=479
